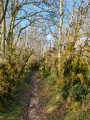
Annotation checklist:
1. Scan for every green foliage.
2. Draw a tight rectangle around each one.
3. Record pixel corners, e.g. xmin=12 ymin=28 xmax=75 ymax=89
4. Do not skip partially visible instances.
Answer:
xmin=39 ymin=66 xmax=50 ymax=78
xmin=62 ymin=83 xmax=70 ymax=99
xmin=62 ymin=55 xmax=90 ymax=101
xmin=0 ymin=62 xmax=16 ymax=112
xmin=39 ymin=58 xmax=51 ymax=78
xmin=70 ymin=84 xmax=89 ymax=102
xmin=0 ymin=44 xmax=35 ymax=111
xmin=0 ymin=70 xmax=32 ymax=120
xmin=0 ymin=51 xmax=33 ymax=111
xmin=64 ymin=56 xmax=89 ymax=86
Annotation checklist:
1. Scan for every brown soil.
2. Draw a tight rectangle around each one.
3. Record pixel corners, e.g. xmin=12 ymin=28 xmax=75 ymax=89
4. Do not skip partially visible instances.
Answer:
xmin=20 ymin=72 xmax=47 ymax=120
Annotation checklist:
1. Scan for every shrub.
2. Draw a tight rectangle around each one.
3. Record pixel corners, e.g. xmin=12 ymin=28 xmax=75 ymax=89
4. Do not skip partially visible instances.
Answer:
xmin=29 ymin=60 xmax=40 ymax=70
xmin=0 ymin=62 xmax=16 ymax=111
xmin=64 ymin=56 xmax=89 ymax=86
xmin=39 ymin=66 xmax=50 ymax=78
xmin=70 ymin=83 xmax=88 ymax=102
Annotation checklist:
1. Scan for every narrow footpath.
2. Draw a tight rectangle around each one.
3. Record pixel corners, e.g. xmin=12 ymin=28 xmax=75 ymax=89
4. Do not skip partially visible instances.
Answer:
xmin=21 ymin=72 xmax=47 ymax=120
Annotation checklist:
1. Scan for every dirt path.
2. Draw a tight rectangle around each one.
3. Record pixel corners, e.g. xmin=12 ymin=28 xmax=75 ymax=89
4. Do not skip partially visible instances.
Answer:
xmin=21 ymin=72 xmax=47 ymax=120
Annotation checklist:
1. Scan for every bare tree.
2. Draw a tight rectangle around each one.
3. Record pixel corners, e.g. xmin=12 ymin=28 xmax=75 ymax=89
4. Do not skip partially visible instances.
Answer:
xmin=58 ymin=0 xmax=63 ymax=84
xmin=0 ymin=0 xmax=9 ymax=24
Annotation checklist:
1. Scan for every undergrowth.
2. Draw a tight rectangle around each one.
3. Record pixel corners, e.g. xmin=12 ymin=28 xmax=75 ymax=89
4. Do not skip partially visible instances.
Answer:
xmin=40 ymin=69 xmax=90 ymax=120
xmin=0 ymin=70 xmax=32 ymax=120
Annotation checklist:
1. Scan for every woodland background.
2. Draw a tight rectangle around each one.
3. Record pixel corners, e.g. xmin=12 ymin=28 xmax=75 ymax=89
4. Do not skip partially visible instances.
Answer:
xmin=0 ymin=0 xmax=90 ymax=120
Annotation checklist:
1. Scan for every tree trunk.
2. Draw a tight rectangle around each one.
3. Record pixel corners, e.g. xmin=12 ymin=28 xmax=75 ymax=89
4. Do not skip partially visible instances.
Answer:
xmin=0 ymin=0 xmax=6 ymax=57
xmin=0 ymin=1 xmax=2 ymax=55
xmin=7 ymin=0 xmax=18 ymax=52
xmin=58 ymin=0 xmax=63 ymax=85
xmin=66 ymin=0 xmax=76 ymax=46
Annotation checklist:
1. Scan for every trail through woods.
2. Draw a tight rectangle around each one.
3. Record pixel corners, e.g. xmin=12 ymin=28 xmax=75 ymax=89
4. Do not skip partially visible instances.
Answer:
xmin=20 ymin=72 xmax=47 ymax=120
